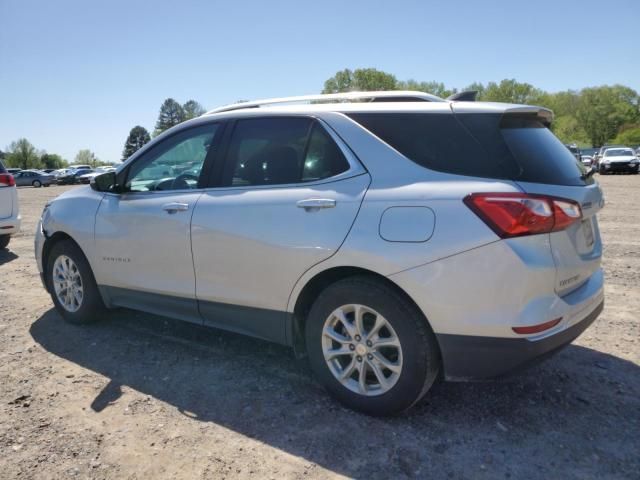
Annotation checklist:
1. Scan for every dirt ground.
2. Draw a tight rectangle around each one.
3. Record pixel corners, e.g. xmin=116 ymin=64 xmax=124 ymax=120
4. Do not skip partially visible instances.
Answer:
xmin=1 ymin=176 xmax=638 ymax=480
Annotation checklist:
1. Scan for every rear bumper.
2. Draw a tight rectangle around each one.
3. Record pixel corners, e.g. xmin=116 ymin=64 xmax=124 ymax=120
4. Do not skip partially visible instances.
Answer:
xmin=0 ymin=214 xmax=21 ymax=236
xmin=437 ymin=300 xmax=603 ymax=380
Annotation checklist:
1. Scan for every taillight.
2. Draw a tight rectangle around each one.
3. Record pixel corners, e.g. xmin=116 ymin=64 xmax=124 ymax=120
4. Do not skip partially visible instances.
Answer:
xmin=512 ymin=317 xmax=562 ymax=334
xmin=0 ymin=173 xmax=15 ymax=187
xmin=464 ymin=193 xmax=582 ymax=238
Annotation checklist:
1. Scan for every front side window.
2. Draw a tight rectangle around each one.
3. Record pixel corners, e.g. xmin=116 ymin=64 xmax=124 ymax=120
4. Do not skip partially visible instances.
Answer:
xmin=126 ymin=124 xmax=218 ymax=192
xmin=224 ymin=117 xmax=350 ymax=187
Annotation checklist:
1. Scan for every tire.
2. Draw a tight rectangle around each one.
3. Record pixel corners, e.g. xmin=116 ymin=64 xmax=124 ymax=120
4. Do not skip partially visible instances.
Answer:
xmin=305 ymin=276 xmax=440 ymax=416
xmin=32 ymin=180 xmax=42 ymax=188
xmin=46 ymin=239 xmax=106 ymax=324
xmin=0 ymin=235 xmax=10 ymax=250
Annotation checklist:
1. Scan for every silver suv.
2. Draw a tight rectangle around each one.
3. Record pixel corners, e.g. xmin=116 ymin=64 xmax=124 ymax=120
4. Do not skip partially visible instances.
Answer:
xmin=35 ymin=91 xmax=605 ymax=415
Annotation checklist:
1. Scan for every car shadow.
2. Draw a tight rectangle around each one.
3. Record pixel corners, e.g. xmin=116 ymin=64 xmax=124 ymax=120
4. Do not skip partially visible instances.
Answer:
xmin=0 ymin=249 xmax=18 ymax=265
xmin=30 ymin=308 xmax=640 ymax=478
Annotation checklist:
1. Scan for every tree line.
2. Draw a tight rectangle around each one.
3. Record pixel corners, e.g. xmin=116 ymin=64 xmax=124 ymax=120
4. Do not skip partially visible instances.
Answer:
xmin=323 ymin=68 xmax=640 ymax=147
xmin=0 ymin=139 xmax=105 ymax=171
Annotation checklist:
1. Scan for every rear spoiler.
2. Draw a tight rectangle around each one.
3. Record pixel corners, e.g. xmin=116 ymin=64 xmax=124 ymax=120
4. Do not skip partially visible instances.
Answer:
xmin=502 ymin=106 xmax=554 ymax=127
xmin=451 ymin=103 xmax=554 ymax=127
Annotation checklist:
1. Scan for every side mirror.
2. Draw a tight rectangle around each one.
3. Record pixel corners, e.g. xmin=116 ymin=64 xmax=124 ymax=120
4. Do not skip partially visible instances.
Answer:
xmin=91 ymin=172 xmax=118 ymax=192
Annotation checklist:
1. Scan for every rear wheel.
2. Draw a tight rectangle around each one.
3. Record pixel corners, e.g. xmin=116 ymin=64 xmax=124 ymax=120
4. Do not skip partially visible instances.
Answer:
xmin=46 ymin=239 xmax=106 ymax=324
xmin=305 ymin=276 xmax=440 ymax=416
xmin=32 ymin=180 xmax=42 ymax=188
xmin=0 ymin=235 xmax=10 ymax=250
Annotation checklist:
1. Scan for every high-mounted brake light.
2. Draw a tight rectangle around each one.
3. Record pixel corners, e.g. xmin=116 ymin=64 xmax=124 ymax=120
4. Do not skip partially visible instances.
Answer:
xmin=0 ymin=174 xmax=15 ymax=187
xmin=464 ymin=193 xmax=582 ymax=238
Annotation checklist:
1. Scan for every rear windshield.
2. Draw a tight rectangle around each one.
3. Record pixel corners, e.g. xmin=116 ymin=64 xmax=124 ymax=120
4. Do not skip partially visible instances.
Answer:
xmin=347 ymin=112 xmax=591 ymax=186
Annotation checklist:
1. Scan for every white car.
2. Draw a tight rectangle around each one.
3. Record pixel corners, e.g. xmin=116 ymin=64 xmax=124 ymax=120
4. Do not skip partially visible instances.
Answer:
xmin=598 ymin=147 xmax=639 ymax=174
xmin=0 ymin=160 xmax=21 ymax=249
xmin=35 ymin=91 xmax=605 ymax=415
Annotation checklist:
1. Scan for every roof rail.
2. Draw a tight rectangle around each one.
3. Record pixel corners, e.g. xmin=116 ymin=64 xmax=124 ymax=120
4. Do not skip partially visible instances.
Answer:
xmin=207 ymin=90 xmax=445 ymax=114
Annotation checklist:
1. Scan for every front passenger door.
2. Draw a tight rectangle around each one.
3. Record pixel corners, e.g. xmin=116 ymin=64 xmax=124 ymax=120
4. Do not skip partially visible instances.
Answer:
xmin=94 ymin=123 xmax=223 ymax=322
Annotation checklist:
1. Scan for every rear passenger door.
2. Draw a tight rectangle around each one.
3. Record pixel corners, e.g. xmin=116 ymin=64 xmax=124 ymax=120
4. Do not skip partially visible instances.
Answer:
xmin=191 ymin=116 xmax=370 ymax=343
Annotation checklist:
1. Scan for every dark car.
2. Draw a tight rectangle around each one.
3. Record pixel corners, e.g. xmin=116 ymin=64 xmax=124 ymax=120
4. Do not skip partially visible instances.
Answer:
xmin=565 ymin=144 xmax=582 ymax=162
xmin=57 ymin=168 xmax=94 ymax=185
xmin=7 ymin=168 xmax=21 ymax=175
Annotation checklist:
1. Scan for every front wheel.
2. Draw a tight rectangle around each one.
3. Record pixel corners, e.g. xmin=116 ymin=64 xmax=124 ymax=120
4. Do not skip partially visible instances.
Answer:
xmin=305 ymin=276 xmax=440 ymax=416
xmin=0 ymin=235 xmax=10 ymax=250
xmin=46 ymin=239 xmax=106 ymax=324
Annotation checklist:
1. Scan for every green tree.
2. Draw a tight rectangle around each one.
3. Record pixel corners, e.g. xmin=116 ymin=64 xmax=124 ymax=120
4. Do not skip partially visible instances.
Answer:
xmin=183 ymin=100 xmax=206 ymax=120
xmin=576 ymin=86 xmax=640 ymax=146
xmin=74 ymin=149 xmax=99 ymax=167
xmin=122 ymin=126 xmax=151 ymax=161
xmin=322 ymin=68 xmax=397 ymax=93
xmin=5 ymin=138 xmax=41 ymax=169
xmin=397 ymin=79 xmax=455 ymax=98
xmin=480 ymin=79 xmax=544 ymax=104
xmin=552 ymin=115 xmax=589 ymax=145
xmin=154 ymin=98 xmax=185 ymax=136
xmin=613 ymin=124 xmax=640 ymax=145
xmin=40 ymin=153 xmax=67 ymax=169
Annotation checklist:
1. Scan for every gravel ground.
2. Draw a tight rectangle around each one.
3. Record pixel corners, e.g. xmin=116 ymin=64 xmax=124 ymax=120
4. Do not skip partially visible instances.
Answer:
xmin=0 ymin=176 xmax=638 ymax=479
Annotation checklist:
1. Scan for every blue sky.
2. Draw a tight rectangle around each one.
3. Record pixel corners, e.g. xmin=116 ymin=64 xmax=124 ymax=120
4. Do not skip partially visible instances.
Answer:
xmin=1 ymin=0 xmax=638 ymax=163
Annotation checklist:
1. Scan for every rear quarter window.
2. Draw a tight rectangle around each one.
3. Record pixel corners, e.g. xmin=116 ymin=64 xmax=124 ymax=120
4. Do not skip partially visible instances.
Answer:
xmin=347 ymin=113 xmax=518 ymax=179
xmin=348 ymin=112 xmax=591 ymax=186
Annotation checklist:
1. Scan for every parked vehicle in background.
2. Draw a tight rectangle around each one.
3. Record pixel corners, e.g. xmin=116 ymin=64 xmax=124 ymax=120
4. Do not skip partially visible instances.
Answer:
xmin=57 ymin=168 xmax=94 ymax=185
xmin=13 ymin=170 xmax=55 ymax=187
xmin=594 ymin=144 xmax=625 ymax=167
xmin=598 ymin=147 xmax=639 ymax=174
xmin=35 ymin=91 xmax=605 ymax=415
xmin=40 ymin=169 xmax=57 ymax=174
xmin=7 ymin=168 xmax=22 ymax=175
xmin=581 ymin=155 xmax=594 ymax=167
xmin=0 ymin=159 xmax=20 ymax=249
xmin=565 ymin=144 xmax=582 ymax=162
xmin=77 ymin=167 xmax=116 ymax=184
xmin=581 ymin=148 xmax=598 ymax=158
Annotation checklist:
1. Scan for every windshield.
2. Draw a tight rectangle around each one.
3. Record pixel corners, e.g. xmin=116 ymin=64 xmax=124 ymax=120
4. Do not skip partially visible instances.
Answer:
xmin=605 ymin=149 xmax=635 ymax=157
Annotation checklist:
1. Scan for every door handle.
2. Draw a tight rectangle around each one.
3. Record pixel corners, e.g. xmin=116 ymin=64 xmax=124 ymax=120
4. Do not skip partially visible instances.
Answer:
xmin=162 ymin=202 xmax=189 ymax=214
xmin=296 ymin=198 xmax=336 ymax=211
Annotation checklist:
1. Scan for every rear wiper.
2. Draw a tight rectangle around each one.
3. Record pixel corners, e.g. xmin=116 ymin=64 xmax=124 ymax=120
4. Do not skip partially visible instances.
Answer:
xmin=581 ymin=167 xmax=597 ymax=180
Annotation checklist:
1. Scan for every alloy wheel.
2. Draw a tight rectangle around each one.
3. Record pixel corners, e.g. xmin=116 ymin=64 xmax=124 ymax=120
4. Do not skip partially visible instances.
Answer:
xmin=52 ymin=255 xmax=84 ymax=312
xmin=321 ymin=304 xmax=403 ymax=396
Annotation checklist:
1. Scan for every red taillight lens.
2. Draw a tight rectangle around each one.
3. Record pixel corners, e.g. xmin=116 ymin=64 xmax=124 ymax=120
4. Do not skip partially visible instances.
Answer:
xmin=512 ymin=317 xmax=562 ymax=334
xmin=0 ymin=174 xmax=15 ymax=187
xmin=464 ymin=193 xmax=582 ymax=238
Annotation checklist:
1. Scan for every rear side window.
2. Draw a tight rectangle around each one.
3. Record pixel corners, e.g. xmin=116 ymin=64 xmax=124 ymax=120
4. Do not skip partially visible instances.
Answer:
xmin=224 ymin=117 xmax=350 ymax=186
xmin=347 ymin=113 xmax=516 ymax=179
xmin=348 ymin=112 xmax=590 ymax=186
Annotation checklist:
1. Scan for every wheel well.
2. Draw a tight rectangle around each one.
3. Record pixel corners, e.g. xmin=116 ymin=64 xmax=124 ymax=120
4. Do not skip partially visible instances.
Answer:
xmin=291 ymin=266 xmax=435 ymax=357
